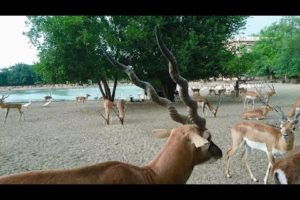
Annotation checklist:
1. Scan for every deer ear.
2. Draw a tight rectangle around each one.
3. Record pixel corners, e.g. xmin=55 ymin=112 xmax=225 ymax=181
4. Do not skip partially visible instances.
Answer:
xmin=189 ymin=132 xmax=209 ymax=148
xmin=152 ymin=129 xmax=171 ymax=138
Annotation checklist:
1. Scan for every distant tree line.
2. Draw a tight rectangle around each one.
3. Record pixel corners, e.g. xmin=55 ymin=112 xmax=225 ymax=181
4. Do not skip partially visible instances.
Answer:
xmin=0 ymin=63 xmax=41 ymax=86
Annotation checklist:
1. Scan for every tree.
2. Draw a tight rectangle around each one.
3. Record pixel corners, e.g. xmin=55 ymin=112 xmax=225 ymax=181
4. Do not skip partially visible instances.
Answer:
xmin=25 ymin=16 xmax=247 ymax=101
xmin=25 ymin=16 xmax=120 ymax=101
xmin=100 ymin=16 xmax=247 ymax=100
xmin=0 ymin=63 xmax=37 ymax=86
xmin=249 ymin=16 xmax=300 ymax=79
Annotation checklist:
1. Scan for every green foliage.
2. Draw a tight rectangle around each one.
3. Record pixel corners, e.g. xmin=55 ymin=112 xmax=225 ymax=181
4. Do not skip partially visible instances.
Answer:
xmin=25 ymin=16 xmax=247 ymax=99
xmin=25 ymin=16 xmax=115 ymax=84
xmin=248 ymin=16 xmax=300 ymax=78
xmin=0 ymin=63 xmax=38 ymax=86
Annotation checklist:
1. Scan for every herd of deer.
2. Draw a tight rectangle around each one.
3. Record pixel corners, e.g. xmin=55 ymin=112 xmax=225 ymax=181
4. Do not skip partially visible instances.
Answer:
xmin=0 ymin=26 xmax=299 ymax=184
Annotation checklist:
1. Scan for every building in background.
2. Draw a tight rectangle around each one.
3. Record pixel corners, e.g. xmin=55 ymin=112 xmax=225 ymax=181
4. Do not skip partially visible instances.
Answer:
xmin=227 ymin=36 xmax=259 ymax=55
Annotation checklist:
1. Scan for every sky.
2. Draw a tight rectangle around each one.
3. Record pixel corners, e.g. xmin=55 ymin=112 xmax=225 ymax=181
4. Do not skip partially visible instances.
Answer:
xmin=0 ymin=16 xmax=285 ymax=69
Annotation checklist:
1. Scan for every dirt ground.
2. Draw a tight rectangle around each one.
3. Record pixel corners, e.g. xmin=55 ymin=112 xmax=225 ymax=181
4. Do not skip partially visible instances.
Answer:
xmin=0 ymin=83 xmax=299 ymax=184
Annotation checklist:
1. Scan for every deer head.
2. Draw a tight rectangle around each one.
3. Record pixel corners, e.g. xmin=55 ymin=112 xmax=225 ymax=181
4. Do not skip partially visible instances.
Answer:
xmin=0 ymin=95 xmax=9 ymax=103
xmin=266 ymin=83 xmax=276 ymax=95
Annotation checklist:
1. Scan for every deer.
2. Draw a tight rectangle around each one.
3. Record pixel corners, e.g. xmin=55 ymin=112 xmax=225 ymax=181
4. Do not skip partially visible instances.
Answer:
xmin=225 ymin=109 xmax=300 ymax=184
xmin=0 ymin=26 xmax=223 ymax=184
xmin=264 ymin=83 xmax=276 ymax=104
xmin=241 ymin=96 xmax=274 ymax=120
xmin=191 ymin=90 xmax=221 ymax=118
xmin=241 ymin=105 xmax=273 ymax=120
xmin=272 ymin=145 xmax=300 ymax=184
xmin=0 ymin=95 xmax=24 ymax=123
xmin=100 ymin=98 xmax=114 ymax=125
xmin=75 ymin=94 xmax=91 ymax=104
xmin=288 ymin=97 xmax=300 ymax=119
xmin=240 ymin=87 xmax=261 ymax=110
xmin=114 ymin=99 xmax=126 ymax=125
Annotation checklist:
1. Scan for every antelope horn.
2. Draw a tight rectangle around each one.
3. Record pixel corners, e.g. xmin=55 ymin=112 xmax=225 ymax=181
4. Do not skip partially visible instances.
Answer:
xmin=0 ymin=94 xmax=9 ymax=101
xmin=292 ymin=111 xmax=300 ymax=124
xmin=155 ymin=26 xmax=206 ymax=129
xmin=99 ymin=46 xmax=188 ymax=125
xmin=275 ymin=106 xmax=287 ymax=121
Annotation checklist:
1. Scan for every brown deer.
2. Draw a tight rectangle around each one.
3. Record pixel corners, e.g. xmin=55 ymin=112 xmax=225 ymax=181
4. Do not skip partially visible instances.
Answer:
xmin=115 ymin=99 xmax=126 ymax=124
xmin=240 ymin=89 xmax=261 ymax=110
xmin=288 ymin=97 xmax=300 ymax=119
xmin=272 ymin=145 xmax=300 ymax=184
xmin=191 ymin=90 xmax=220 ymax=118
xmin=0 ymin=26 xmax=222 ymax=184
xmin=0 ymin=95 xmax=24 ymax=123
xmin=241 ymin=95 xmax=275 ymax=120
xmin=75 ymin=94 xmax=91 ymax=104
xmin=100 ymin=98 xmax=114 ymax=125
xmin=225 ymin=109 xmax=300 ymax=184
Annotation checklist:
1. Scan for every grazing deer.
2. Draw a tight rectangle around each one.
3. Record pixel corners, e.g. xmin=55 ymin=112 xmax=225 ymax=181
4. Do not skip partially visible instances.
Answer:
xmin=191 ymin=90 xmax=220 ymax=118
xmin=0 ymin=26 xmax=222 ymax=184
xmin=272 ymin=145 xmax=300 ymax=184
xmin=264 ymin=83 xmax=276 ymax=104
xmin=225 ymin=110 xmax=300 ymax=184
xmin=75 ymin=94 xmax=91 ymax=104
xmin=288 ymin=97 xmax=300 ymax=119
xmin=0 ymin=95 xmax=24 ymax=123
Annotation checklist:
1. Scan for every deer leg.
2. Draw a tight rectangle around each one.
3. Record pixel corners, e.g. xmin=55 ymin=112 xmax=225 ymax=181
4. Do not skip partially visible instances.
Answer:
xmin=4 ymin=108 xmax=10 ymax=123
xmin=202 ymin=102 xmax=207 ymax=116
xmin=225 ymin=146 xmax=239 ymax=178
xmin=252 ymin=99 xmax=255 ymax=110
xmin=241 ymin=145 xmax=258 ymax=182
xmin=18 ymin=109 xmax=24 ymax=121
xmin=264 ymin=151 xmax=274 ymax=184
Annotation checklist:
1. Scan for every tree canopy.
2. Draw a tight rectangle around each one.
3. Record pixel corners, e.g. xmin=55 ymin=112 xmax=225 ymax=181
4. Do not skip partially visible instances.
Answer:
xmin=25 ymin=16 xmax=247 ymax=100
xmin=247 ymin=16 xmax=300 ymax=79
xmin=0 ymin=63 xmax=38 ymax=86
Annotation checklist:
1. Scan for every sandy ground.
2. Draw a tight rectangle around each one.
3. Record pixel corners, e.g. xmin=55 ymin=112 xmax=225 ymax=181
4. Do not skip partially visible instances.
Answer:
xmin=0 ymin=83 xmax=299 ymax=184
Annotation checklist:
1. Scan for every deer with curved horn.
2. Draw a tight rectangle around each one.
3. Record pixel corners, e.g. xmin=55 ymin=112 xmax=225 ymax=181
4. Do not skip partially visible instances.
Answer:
xmin=98 ymin=26 xmax=222 ymax=182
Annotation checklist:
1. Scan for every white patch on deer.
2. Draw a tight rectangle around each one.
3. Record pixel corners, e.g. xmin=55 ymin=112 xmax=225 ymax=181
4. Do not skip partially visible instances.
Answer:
xmin=246 ymin=96 xmax=256 ymax=100
xmin=244 ymin=138 xmax=267 ymax=152
xmin=272 ymin=148 xmax=286 ymax=157
xmin=244 ymin=138 xmax=285 ymax=156
xmin=274 ymin=169 xmax=288 ymax=184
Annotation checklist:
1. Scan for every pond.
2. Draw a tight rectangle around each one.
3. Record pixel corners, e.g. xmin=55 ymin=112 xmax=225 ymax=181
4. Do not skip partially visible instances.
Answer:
xmin=1 ymin=85 xmax=144 ymax=103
